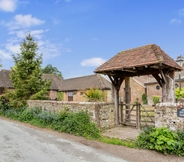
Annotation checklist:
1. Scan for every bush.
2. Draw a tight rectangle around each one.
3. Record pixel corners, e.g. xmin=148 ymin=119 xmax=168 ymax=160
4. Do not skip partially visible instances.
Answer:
xmin=142 ymin=93 xmax=148 ymax=105
xmin=57 ymin=92 xmax=63 ymax=101
xmin=136 ymin=127 xmax=184 ymax=155
xmin=0 ymin=104 xmax=101 ymax=139
xmin=61 ymin=111 xmax=101 ymax=139
xmin=175 ymin=87 xmax=184 ymax=100
xmin=0 ymin=96 xmax=12 ymax=112
xmin=19 ymin=107 xmax=41 ymax=122
xmin=152 ymin=96 xmax=160 ymax=105
xmin=83 ymin=87 xmax=104 ymax=102
xmin=37 ymin=110 xmax=58 ymax=125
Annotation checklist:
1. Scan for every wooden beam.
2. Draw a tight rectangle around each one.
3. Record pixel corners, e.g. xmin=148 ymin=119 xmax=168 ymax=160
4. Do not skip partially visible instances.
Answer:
xmin=160 ymin=69 xmax=166 ymax=84
xmin=99 ymin=69 xmax=160 ymax=77
xmin=152 ymin=74 xmax=163 ymax=87
xmin=108 ymin=75 xmax=125 ymax=125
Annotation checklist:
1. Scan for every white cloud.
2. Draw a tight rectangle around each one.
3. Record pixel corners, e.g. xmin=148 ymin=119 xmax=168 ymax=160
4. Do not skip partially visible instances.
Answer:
xmin=81 ymin=58 xmax=106 ymax=67
xmin=55 ymin=0 xmax=60 ymax=3
xmin=1 ymin=14 xmax=68 ymax=61
xmin=179 ymin=9 xmax=184 ymax=16
xmin=0 ymin=0 xmax=17 ymax=12
xmin=0 ymin=49 xmax=12 ymax=59
xmin=6 ymin=14 xmax=45 ymax=30
xmin=5 ymin=43 xmax=20 ymax=54
xmin=170 ymin=18 xmax=182 ymax=24
xmin=14 ymin=14 xmax=45 ymax=27
xmin=52 ymin=18 xmax=60 ymax=24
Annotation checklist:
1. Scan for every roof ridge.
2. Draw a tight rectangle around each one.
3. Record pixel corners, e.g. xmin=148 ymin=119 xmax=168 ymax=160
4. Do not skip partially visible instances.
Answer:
xmin=119 ymin=44 xmax=155 ymax=53
xmin=64 ymin=74 xmax=96 ymax=81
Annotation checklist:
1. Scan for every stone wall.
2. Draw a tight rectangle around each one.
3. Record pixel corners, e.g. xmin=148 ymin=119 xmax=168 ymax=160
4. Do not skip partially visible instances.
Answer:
xmin=155 ymin=102 xmax=184 ymax=131
xmin=27 ymin=100 xmax=115 ymax=129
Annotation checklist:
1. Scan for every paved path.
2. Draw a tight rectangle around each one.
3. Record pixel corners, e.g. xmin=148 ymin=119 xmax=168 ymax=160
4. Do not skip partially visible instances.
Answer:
xmin=102 ymin=126 xmax=140 ymax=140
xmin=0 ymin=118 xmax=127 ymax=162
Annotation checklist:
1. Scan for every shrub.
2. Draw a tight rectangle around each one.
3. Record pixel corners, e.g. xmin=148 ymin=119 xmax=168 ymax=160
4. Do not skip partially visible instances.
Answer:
xmin=136 ymin=127 xmax=184 ymax=155
xmin=83 ymin=87 xmax=104 ymax=102
xmin=152 ymin=96 xmax=160 ymax=105
xmin=37 ymin=110 xmax=58 ymax=125
xmin=61 ymin=111 xmax=101 ymax=139
xmin=142 ymin=93 xmax=148 ymax=105
xmin=57 ymin=92 xmax=63 ymax=101
xmin=175 ymin=87 xmax=184 ymax=100
xmin=19 ymin=107 xmax=41 ymax=122
xmin=0 ymin=96 xmax=12 ymax=112
xmin=0 ymin=105 xmax=101 ymax=140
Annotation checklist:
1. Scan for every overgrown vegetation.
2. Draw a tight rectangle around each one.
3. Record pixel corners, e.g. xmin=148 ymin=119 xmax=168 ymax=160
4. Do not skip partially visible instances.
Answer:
xmin=57 ymin=92 xmax=63 ymax=101
xmin=136 ymin=127 xmax=184 ymax=156
xmin=175 ymin=87 xmax=184 ymax=100
xmin=7 ymin=34 xmax=51 ymax=108
xmin=0 ymin=98 xmax=101 ymax=139
xmin=152 ymin=96 xmax=160 ymax=105
xmin=142 ymin=93 xmax=148 ymax=105
xmin=83 ymin=87 xmax=105 ymax=102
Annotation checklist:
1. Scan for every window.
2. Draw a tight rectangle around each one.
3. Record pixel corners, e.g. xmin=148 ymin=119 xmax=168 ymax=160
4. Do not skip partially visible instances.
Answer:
xmin=175 ymin=83 xmax=179 ymax=88
xmin=156 ymin=85 xmax=160 ymax=90
xmin=68 ymin=91 xmax=73 ymax=101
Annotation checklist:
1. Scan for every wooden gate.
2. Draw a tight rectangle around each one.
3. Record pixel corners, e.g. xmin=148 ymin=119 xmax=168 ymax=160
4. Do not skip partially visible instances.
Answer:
xmin=120 ymin=103 xmax=155 ymax=129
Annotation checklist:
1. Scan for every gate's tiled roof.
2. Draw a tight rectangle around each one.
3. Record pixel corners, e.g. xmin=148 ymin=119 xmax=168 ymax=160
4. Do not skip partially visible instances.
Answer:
xmin=95 ymin=44 xmax=182 ymax=73
xmin=60 ymin=74 xmax=112 ymax=91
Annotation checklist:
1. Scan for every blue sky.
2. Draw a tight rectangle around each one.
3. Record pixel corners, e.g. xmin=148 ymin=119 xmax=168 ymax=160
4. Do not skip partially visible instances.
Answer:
xmin=0 ymin=0 xmax=184 ymax=79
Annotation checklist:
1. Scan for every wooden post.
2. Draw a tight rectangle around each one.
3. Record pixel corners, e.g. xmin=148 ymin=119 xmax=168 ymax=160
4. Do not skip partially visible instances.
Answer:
xmin=108 ymin=76 xmax=124 ymax=126
xmin=119 ymin=102 xmax=123 ymax=124
xmin=122 ymin=103 xmax=124 ymax=124
xmin=136 ymin=103 xmax=141 ymax=129
xmin=114 ymin=87 xmax=119 ymax=125
xmin=162 ymin=71 xmax=175 ymax=103
xmin=125 ymin=77 xmax=131 ymax=119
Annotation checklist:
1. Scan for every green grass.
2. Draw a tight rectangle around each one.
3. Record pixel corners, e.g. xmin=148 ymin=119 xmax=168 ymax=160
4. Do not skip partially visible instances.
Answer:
xmin=99 ymin=136 xmax=136 ymax=148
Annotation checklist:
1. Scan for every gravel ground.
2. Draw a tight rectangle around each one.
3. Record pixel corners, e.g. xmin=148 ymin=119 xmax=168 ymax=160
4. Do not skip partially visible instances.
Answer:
xmin=1 ymin=117 xmax=184 ymax=162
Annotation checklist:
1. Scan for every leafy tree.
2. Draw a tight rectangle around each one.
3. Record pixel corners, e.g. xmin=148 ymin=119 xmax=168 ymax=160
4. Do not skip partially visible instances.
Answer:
xmin=8 ymin=34 xmax=51 ymax=108
xmin=42 ymin=64 xmax=63 ymax=78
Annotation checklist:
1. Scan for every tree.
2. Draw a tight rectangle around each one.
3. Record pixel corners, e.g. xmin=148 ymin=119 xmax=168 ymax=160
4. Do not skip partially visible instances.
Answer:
xmin=8 ymin=34 xmax=51 ymax=108
xmin=42 ymin=64 xmax=63 ymax=78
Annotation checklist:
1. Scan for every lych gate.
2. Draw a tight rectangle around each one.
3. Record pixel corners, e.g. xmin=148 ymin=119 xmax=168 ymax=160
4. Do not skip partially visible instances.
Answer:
xmin=94 ymin=44 xmax=182 ymax=126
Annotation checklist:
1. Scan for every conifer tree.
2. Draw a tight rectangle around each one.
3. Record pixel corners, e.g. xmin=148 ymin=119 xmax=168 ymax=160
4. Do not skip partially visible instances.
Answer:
xmin=9 ymin=34 xmax=51 ymax=108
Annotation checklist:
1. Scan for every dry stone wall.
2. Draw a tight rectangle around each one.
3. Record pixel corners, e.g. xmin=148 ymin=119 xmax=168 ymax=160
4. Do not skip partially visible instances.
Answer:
xmin=155 ymin=102 xmax=184 ymax=131
xmin=27 ymin=100 xmax=115 ymax=129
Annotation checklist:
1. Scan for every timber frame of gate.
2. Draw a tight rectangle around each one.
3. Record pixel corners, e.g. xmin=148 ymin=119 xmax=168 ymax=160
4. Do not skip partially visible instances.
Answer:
xmin=94 ymin=44 xmax=182 ymax=126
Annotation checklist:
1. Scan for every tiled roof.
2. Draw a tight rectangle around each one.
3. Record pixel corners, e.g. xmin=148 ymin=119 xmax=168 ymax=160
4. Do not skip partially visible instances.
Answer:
xmin=42 ymin=74 xmax=63 ymax=90
xmin=95 ymin=44 xmax=182 ymax=73
xmin=0 ymin=69 xmax=62 ymax=90
xmin=60 ymin=74 xmax=112 ymax=91
xmin=132 ymin=75 xmax=154 ymax=86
